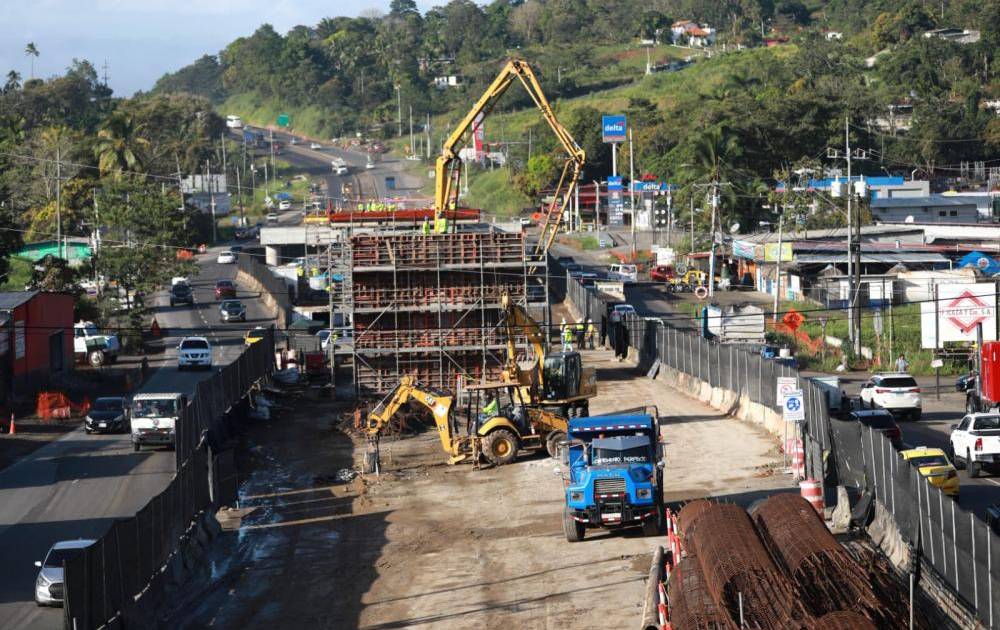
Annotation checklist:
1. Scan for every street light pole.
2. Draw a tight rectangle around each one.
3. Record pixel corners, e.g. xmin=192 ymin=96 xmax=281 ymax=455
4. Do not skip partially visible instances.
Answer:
xmin=629 ymin=127 xmax=636 ymax=258
xmin=772 ymin=205 xmax=783 ymax=322
xmin=708 ymin=182 xmax=718 ymax=297
xmin=396 ymin=86 xmax=402 ymax=137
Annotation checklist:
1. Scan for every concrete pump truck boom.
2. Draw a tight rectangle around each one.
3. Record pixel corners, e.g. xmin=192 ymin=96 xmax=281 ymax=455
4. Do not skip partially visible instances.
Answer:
xmin=434 ymin=58 xmax=585 ymax=269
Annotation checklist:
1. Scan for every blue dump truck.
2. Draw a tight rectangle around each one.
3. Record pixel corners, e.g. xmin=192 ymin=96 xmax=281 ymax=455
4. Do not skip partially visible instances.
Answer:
xmin=561 ymin=413 xmax=663 ymax=542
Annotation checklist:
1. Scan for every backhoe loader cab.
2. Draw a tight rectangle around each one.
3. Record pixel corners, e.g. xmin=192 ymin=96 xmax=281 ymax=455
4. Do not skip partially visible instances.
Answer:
xmin=544 ymin=352 xmax=582 ymax=402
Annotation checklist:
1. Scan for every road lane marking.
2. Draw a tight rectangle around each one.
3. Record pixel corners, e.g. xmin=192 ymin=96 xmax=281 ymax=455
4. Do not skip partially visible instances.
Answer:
xmin=986 ymin=478 xmax=1000 ymax=487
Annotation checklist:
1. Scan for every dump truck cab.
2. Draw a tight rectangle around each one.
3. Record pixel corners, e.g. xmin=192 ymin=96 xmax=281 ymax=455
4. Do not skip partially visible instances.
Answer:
xmin=562 ymin=412 xmax=663 ymax=541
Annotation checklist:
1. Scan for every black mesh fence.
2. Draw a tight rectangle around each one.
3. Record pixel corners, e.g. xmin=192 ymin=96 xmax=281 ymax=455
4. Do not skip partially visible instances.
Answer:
xmin=563 ymin=276 xmax=1000 ymax=628
xmin=64 ymin=330 xmax=274 ymax=629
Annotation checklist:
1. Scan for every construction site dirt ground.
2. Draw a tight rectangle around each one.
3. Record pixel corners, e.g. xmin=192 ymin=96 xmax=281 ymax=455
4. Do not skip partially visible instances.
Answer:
xmin=166 ymin=348 xmax=793 ymax=629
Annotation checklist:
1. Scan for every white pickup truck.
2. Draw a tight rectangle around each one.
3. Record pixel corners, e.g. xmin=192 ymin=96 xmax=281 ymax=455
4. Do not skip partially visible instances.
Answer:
xmin=73 ymin=321 xmax=120 ymax=367
xmin=949 ymin=413 xmax=1000 ymax=478
xmin=130 ymin=392 xmax=187 ymax=451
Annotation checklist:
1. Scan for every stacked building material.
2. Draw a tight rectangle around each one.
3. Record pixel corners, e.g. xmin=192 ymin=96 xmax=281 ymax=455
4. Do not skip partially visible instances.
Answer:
xmin=347 ymin=230 xmax=536 ymax=395
xmin=750 ymin=494 xmax=888 ymax=624
xmin=667 ymin=557 xmax=738 ymax=630
xmin=812 ymin=611 xmax=878 ymax=630
xmin=683 ymin=503 xmax=813 ymax=629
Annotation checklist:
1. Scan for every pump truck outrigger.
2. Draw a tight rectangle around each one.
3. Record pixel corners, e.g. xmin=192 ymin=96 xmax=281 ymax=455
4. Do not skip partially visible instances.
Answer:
xmin=500 ymin=292 xmax=596 ymax=418
xmin=365 ymin=376 xmax=570 ymax=471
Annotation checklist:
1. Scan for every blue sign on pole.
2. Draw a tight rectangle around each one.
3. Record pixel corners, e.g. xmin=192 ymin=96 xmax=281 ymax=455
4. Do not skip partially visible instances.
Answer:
xmin=602 ymin=115 xmax=627 ymax=143
xmin=607 ymin=176 xmax=623 ymax=191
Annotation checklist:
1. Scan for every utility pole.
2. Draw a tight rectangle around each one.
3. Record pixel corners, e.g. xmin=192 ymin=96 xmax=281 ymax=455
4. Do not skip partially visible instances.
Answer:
xmin=55 ymin=145 xmax=62 ymax=259
xmin=409 ymin=105 xmax=414 ymax=156
xmin=708 ymin=183 xmax=718 ymax=297
xmin=853 ymin=182 xmax=864 ymax=357
xmin=666 ymin=186 xmax=673 ymax=247
xmin=845 ymin=115 xmax=854 ymax=351
xmin=689 ymin=196 xmax=695 ymax=253
xmin=235 ymin=165 xmax=244 ymax=227
xmin=426 ymin=112 xmax=431 ymax=159
xmin=629 ymin=127 xmax=636 ymax=258
xmin=207 ymin=160 xmax=217 ymax=243
xmin=269 ymin=127 xmax=276 ymax=184
xmin=396 ymin=85 xmax=402 ymax=137
xmin=772 ymin=204 xmax=784 ymax=322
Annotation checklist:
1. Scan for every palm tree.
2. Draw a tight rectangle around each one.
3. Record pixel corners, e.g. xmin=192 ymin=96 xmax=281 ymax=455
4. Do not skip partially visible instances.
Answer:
xmin=4 ymin=70 xmax=21 ymax=92
xmin=24 ymin=42 xmax=39 ymax=80
xmin=94 ymin=111 xmax=149 ymax=179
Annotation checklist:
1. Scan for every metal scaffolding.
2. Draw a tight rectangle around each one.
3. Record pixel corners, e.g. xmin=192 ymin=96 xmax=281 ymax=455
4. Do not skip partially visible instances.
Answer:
xmin=332 ymin=229 xmax=543 ymax=397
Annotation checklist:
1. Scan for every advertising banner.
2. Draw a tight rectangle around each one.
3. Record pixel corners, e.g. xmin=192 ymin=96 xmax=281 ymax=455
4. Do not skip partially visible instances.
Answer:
xmin=920 ymin=282 xmax=997 ymax=348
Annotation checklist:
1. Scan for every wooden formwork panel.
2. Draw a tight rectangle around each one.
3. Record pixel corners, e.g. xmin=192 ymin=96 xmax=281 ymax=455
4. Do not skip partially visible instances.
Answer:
xmin=351 ymin=232 xmax=525 ymax=269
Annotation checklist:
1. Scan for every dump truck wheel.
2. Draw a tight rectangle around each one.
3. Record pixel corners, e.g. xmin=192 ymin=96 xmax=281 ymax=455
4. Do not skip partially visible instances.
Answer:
xmin=546 ymin=431 xmax=566 ymax=458
xmin=483 ymin=429 xmax=518 ymax=466
xmin=563 ymin=506 xmax=585 ymax=542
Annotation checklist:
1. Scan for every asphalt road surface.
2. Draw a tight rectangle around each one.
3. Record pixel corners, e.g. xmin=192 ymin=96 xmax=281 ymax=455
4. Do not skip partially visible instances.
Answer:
xmin=0 ymin=246 xmax=275 ymax=630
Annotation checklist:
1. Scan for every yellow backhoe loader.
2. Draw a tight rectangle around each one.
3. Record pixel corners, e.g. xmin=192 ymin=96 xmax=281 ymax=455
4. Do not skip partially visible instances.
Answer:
xmin=365 ymin=376 xmax=569 ymax=471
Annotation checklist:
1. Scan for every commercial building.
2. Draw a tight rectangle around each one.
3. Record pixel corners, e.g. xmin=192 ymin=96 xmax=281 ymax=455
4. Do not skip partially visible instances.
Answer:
xmin=0 ymin=291 xmax=75 ymax=407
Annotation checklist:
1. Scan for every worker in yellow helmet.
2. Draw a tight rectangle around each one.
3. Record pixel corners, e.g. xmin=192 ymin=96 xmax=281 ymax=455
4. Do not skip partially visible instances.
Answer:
xmin=422 ymin=218 xmax=431 ymax=235
xmin=435 ymin=216 xmax=448 ymax=234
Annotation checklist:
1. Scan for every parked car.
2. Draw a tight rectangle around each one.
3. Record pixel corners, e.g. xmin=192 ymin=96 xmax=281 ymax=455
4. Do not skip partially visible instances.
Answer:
xmin=900 ymin=447 xmax=959 ymax=497
xmin=219 ymin=299 xmax=246 ymax=323
xmin=279 ymin=199 xmax=292 ymax=211
xmin=519 ymin=217 xmax=532 ymax=226
xmin=949 ymin=413 xmax=1000 ymax=478
xmin=169 ymin=281 xmax=194 ymax=307
xmin=84 ymin=397 xmax=130 ymax=434
xmin=849 ymin=409 xmax=903 ymax=450
xmin=177 ymin=336 xmax=212 ymax=370
xmin=650 ymin=265 xmax=676 ymax=282
xmin=244 ymin=326 xmax=268 ymax=346
xmin=215 ymin=280 xmax=237 ymax=299
xmin=859 ymin=373 xmax=922 ymax=421
xmin=309 ymin=141 xmax=322 ymax=150
xmin=217 ymin=251 xmax=236 ymax=264
xmin=35 ymin=539 xmax=95 ymax=606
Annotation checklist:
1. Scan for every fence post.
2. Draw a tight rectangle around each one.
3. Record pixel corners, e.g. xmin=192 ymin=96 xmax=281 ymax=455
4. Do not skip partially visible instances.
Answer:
xmin=951 ymin=498 xmax=959 ymax=592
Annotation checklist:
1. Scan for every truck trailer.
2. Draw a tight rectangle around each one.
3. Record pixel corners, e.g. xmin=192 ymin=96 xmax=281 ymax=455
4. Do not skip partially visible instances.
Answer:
xmin=561 ymin=412 xmax=664 ymax=541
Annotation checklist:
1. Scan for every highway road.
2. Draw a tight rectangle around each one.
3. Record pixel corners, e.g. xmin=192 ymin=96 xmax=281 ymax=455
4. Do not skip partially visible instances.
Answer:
xmin=0 ymin=246 xmax=276 ymax=630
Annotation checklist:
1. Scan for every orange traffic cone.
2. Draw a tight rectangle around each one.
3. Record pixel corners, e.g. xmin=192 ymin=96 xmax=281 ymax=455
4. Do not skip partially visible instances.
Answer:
xmin=9 ymin=413 xmax=15 ymax=435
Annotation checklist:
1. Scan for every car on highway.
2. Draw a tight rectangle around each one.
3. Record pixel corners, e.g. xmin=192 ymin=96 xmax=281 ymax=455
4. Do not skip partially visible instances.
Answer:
xmin=309 ymin=141 xmax=322 ymax=150
xmin=956 ymin=371 xmax=977 ymax=392
xmin=84 ymin=396 xmax=130 ymax=434
xmin=519 ymin=217 xmax=533 ymax=227
xmin=949 ymin=413 xmax=1000 ymax=478
xmin=266 ymin=212 xmax=279 ymax=224
xmin=35 ymin=539 xmax=95 ymax=606
xmin=217 ymin=250 xmax=236 ymax=264
xmin=279 ymin=199 xmax=292 ymax=211
xmin=235 ymin=224 xmax=261 ymax=240
xmin=859 ymin=373 xmax=921 ymax=421
xmin=214 ymin=280 xmax=237 ymax=299
xmin=650 ymin=265 xmax=676 ymax=282
xmin=169 ymin=280 xmax=194 ymax=307
xmin=900 ymin=447 xmax=959 ymax=497
xmin=289 ymin=136 xmax=299 ymax=145
xmin=564 ymin=263 xmax=582 ymax=273
xmin=849 ymin=409 xmax=903 ymax=450
xmin=365 ymin=157 xmax=376 ymax=170
xmin=245 ymin=326 xmax=268 ymax=346
xmin=613 ymin=304 xmax=637 ymax=317
xmin=608 ymin=263 xmax=638 ymax=283
xmin=177 ymin=336 xmax=212 ymax=370
xmin=219 ymin=299 xmax=246 ymax=323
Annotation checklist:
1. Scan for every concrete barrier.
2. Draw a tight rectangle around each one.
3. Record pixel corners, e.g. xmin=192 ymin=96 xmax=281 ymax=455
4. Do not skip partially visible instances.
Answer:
xmin=237 ymin=269 xmax=289 ymax=330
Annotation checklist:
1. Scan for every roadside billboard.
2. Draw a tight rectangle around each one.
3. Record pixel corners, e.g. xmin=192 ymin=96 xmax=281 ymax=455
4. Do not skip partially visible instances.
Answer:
xmin=920 ymin=282 xmax=998 ymax=348
xmin=602 ymin=115 xmax=627 ymax=143
xmin=763 ymin=243 xmax=793 ymax=262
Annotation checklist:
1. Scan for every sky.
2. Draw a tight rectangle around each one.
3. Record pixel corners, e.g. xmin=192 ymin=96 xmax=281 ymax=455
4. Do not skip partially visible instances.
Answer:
xmin=0 ymin=0 xmax=440 ymax=96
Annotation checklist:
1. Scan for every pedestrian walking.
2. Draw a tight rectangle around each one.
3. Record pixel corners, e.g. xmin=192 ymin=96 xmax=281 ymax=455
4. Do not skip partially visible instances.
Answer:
xmin=895 ymin=354 xmax=909 ymax=373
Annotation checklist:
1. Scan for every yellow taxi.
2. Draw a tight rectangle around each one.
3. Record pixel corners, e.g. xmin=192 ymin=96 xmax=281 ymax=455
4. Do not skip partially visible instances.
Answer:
xmin=900 ymin=447 xmax=959 ymax=498
xmin=244 ymin=327 xmax=267 ymax=347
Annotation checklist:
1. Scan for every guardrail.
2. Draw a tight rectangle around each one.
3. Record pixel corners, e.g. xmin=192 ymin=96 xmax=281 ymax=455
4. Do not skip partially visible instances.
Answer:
xmin=564 ymin=275 xmax=999 ymax=628
xmin=63 ymin=330 xmax=275 ymax=629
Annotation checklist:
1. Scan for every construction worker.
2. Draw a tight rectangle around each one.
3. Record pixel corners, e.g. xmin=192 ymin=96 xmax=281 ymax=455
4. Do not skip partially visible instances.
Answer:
xmin=586 ymin=318 xmax=597 ymax=350
xmin=422 ymin=217 xmax=431 ymax=235
xmin=435 ymin=216 xmax=448 ymax=234
xmin=481 ymin=394 xmax=499 ymax=422
xmin=575 ymin=321 xmax=585 ymax=348
xmin=562 ymin=321 xmax=574 ymax=352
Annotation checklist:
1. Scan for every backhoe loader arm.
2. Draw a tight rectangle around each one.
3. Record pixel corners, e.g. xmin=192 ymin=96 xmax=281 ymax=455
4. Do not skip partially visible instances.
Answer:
xmin=434 ymin=58 xmax=585 ymax=259
xmin=365 ymin=376 xmax=458 ymax=456
xmin=500 ymin=292 xmax=546 ymax=389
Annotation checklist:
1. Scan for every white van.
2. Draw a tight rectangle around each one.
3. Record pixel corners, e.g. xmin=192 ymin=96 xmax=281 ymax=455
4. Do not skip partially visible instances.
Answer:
xmin=130 ymin=392 xmax=186 ymax=451
xmin=608 ymin=264 xmax=638 ymax=283
xmin=226 ymin=115 xmax=244 ymax=129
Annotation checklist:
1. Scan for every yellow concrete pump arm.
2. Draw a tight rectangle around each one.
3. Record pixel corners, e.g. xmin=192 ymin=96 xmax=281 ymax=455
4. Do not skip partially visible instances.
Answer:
xmin=434 ymin=58 xmax=585 ymax=262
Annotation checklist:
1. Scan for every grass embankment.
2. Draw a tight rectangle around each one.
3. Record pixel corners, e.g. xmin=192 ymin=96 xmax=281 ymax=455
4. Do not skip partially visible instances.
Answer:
xmin=221 ymin=93 xmax=330 ymax=139
xmin=0 ymin=257 xmax=34 ymax=291
xmin=776 ymin=299 xmax=964 ymax=376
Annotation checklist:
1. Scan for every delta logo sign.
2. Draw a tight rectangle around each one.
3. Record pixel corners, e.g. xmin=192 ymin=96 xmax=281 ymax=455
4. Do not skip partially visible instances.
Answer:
xmin=943 ymin=290 xmax=994 ymax=334
xmin=602 ymin=115 xmax=627 ymax=143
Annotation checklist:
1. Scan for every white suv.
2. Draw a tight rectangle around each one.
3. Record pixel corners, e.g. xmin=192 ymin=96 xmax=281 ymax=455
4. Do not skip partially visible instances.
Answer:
xmin=859 ymin=373 xmax=921 ymax=421
xmin=177 ymin=336 xmax=212 ymax=370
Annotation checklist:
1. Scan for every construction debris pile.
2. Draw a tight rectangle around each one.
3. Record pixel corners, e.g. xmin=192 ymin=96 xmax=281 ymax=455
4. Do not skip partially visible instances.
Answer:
xmin=667 ymin=494 xmax=927 ymax=630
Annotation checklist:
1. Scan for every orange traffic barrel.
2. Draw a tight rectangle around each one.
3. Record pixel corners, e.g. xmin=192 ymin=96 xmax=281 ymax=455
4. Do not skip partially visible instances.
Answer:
xmin=800 ymin=478 xmax=824 ymax=515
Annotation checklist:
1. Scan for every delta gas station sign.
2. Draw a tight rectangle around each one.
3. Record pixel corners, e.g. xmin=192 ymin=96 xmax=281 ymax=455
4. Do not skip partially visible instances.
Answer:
xmin=921 ymin=282 xmax=998 ymax=348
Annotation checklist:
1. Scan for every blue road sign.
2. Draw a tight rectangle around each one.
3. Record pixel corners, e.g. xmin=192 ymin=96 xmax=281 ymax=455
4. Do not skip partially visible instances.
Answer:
xmin=783 ymin=389 xmax=805 ymax=422
xmin=607 ymin=176 xmax=623 ymax=191
xmin=602 ymin=115 xmax=627 ymax=143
